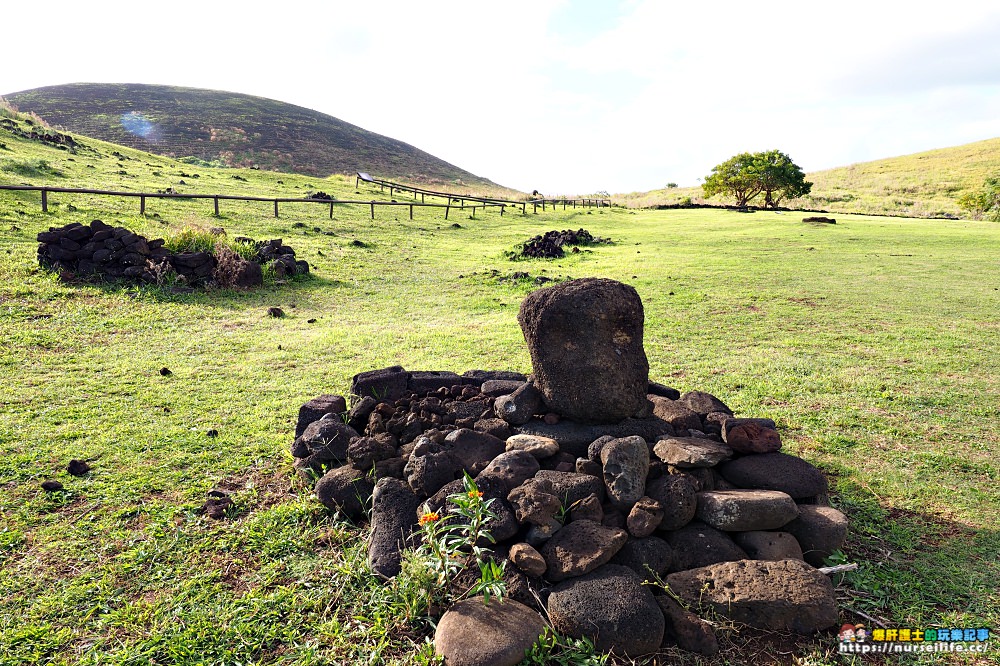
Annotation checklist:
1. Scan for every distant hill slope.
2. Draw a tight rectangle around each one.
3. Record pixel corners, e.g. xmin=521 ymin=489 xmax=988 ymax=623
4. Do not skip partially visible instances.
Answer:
xmin=617 ymin=137 xmax=1000 ymax=218
xmin=4 ymin=83 xmax=497 ymax=188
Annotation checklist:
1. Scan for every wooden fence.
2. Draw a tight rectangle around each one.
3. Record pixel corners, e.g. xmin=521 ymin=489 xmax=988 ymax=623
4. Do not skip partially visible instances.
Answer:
xmin=355 ymin=172 xmax=612 ymax=212
xmin=0 ymin=184 xmax=508 ymax=220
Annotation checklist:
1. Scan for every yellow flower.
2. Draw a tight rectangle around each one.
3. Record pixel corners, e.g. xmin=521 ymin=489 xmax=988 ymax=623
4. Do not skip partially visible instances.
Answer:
xmin=419 ymin=512 xmax=440 ymax=525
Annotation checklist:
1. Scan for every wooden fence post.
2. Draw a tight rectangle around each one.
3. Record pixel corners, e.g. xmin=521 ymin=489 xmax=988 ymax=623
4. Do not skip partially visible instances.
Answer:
xmin=214 ymin=196 xmax=220 ymax=216
xmin=370 ymin=202 xmax=375 ymax=219
xmin=445 ymin=205 xmax=450 ymax=220
xmin=329 ymin=202 xmax=334 ymax=219
xmin=274 ymin=200 xmax=279 ymax=217
xmin=41 ymin=189 xmax=48 ymax=212
xmin=140 ymin=195 xmax=146 ymax=215
xmin=409 ymin=204 xmax=413 ymax=220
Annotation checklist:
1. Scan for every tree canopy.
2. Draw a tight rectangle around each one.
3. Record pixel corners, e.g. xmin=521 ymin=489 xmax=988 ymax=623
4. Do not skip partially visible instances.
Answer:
xmin=702 ymin=150 xmax=812 ymax=208
xmin=957 ymin=176 xmax=1000 ymax=221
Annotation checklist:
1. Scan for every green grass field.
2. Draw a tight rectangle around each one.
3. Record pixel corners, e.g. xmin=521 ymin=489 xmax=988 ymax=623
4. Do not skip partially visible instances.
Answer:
xmin=2 ymin=111 xmax=999 ymax=665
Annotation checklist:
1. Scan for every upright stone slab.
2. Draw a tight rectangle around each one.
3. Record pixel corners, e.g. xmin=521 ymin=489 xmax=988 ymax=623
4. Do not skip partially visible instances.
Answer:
xmin=517 ymin=278 xmax=649 ymax=423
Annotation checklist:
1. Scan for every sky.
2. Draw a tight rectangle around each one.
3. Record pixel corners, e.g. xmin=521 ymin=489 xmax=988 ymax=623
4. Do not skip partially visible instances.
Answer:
xmin=3 ymin=0 xmax=1000 ymax=194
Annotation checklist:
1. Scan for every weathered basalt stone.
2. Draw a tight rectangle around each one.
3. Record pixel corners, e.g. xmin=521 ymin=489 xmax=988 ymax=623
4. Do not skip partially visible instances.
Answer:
xmin=547 ymin=564 xmax=664 ymax=656
xmin=721 ymin=417 xmax=782 ymax=454
xmin=782 ymin=505 xmax=849 ymax=566
xmin=369 ymin=477 xmax=421 ymax=579
xmin=665 ymin=521 xmax=748 ymax=572
xmin=315 ymin=466 xmax=374 ymax=519
xmin=719 ymin=452 xmax=828 ymax=499
xmin=645 ymin=473 xmax=697 ymax=531
xmin=517 ymin=278 xmax=649 ymax=423
xmin=733 ymin=531 xmax=804 ymax=561
xmin=695 ymin=489 xmax=800 ymax=531
xmin=654 ymin=436 xmax=733 ymax=468
xmin=540 ymin=519 xmax=628 ymax=581
xmin=434 ymin=597 xmax=545 ymax=666
xmin=665 ymin=558 xmax=838 ymax=633
xmin=600 ymin=435 xmax=649 ymax=510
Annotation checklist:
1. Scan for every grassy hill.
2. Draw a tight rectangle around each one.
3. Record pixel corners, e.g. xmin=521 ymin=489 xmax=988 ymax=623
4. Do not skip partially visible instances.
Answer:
xmin=2 ymin=111 xmax=999 ymax=664
xmin=617 ymin=137 xmax=1000 ymax=218
xmin=3 ymin=82 xmax=502 ymax=189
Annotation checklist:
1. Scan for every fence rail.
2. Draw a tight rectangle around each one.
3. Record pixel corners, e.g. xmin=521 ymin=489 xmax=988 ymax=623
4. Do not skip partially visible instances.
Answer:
xmin=0 ymin=184 xmax=507 ymax=220
xmin=355 ymin=172 xmax=611 ymax=212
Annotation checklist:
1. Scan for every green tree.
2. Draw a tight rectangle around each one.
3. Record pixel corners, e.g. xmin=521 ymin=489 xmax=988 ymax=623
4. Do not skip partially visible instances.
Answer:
xmin=757 ymin=150 xmax=812 ymax=208
xmin=701 ymin=150 xmax=811 ymax=208
xmin=958 ymin=177 xmax=1000 ymax=221
xmin=701 ymin=152 xmax=763 ymax=207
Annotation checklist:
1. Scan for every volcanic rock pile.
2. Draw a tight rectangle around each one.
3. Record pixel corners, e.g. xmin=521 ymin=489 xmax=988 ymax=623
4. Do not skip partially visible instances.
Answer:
xmin=515 ymin=228 xmax=610 ymax=259
xmin=291 ymin=278 xmax=847 ymax=661
xmin=37 ymin=220 xmax=307 ymax=287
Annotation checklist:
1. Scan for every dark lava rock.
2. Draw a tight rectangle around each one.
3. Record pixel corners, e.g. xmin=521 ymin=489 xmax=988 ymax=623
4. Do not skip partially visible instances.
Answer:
xmin=481 ymin=379 xmax=524 ymax=397
xmin=315 ymin=466 xmax=375 ymax=519
xmin=434 ymin=597 xmax=545 ymax=666
xmin=647 ymin=381 xmax=681 ymax=400
xmin=369 ymin=477 xmax=421 ymax=579
xmin=656 ymin=595 xmax=720 ymax=656
xmin=296 ymin=394 xmax=347 ymax=438
xmin=610 ymin=535 xmax=672 ymax=582
xmin=404 ymin=443 xmax=461 ymax=497
xmin=234 ymin=259 xmax=264 ymax=288
xmin=493 ymin=382 xmax=543 ymax=426
xmin=41 ymin=480 xmax=64 ymax=492
xmin=517 ymin=278 xmax=649 ymax=424
xmin=679 ymin=390 xmax=732 ymax=416
xmin=476 ymin=450 xmax=540 ymax=495
xmin=665 ymin=521 xmax=747 ymax=572
xmin=507 ymin=477 xmax=562 ymax=526
xmin=653 ymin=437 xmax=732 ymax=468
xmin=627 ymin=496 xmax=664 ymax=537
xmin=266 ymin=307 xmax=285 ymax=318
xmin=509 ymin=542 xmax=547 ymax=577
xmin=351 ymin=366 xmax=408 ymax=405
xmin=67 ymin=459 xmax=90 ymax=476
xmin=294 ymin=417 xmax=358 ymax=465
xmin=645 ymin=474 xmax=697 ymax=531
xmin=665 ymin=558 xmax=839 ymax=633
xmin=201 ymin=493 xmax=234 ymax=519
xmin=534 ymin=470 xmax=606 ymax=507
xmin=514 ymin=417 xmax=673 ymax=458
xmin=547 ymin=564 xmax=664 ymax=657
xmin=648 ymin=396 xmax=702 ymax=431
xmin=348 ymin=433 xmax=398 ymax=471
xmin=444 ymin=429 xmax=506 ymax=475
xmin=159 ymin=367 xmax=172 ymax=376
xmin=539 ymin=519 xmax=628 ymax=581
xmin=473 ymin=417 xmax=511 ymax=440
xmin=347 ymin=395 xmax=377 ymax=432
xmin=718 ymin=452 xmax=829 ymax=499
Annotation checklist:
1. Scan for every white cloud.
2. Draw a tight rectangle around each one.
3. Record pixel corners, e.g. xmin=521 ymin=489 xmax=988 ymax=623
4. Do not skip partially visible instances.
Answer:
xmin=4 ymin=0 xmax=1000 ymax=193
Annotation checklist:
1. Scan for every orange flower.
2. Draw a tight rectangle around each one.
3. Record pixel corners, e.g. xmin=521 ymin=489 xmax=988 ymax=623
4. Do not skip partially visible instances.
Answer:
xmin=419 ymin=512 xmax=440 ymax=525
xmin=468 ymin=490 xmax=483 ymax=498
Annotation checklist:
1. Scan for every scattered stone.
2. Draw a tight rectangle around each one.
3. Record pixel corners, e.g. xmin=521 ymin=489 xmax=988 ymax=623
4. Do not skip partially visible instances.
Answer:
xmin=505 ymin=434 xmax=559 ymax=459
xmin=481 ymin=379 xmax=524 ymax=397
xmin=782 ymin=504 xmax=849 ymax=566
xmin=434 ymin=597 xmax=546 ymax=666
xmin=539 ymin=519 xmax=628 ymax=581
xmin=206 ymin=429 xmax=219 ymax=438
xmin=718 ymin=452 xmax=829 ymax=499
xmin=695 ymin=489 xmax=800 ymax=531
xmin=647 ymin=381 xmax=681 ymax=400
xmin=547 ymin=565 xmax=664 ymax=656
xmin=266 ymin=307 xmax=285 ymax=318
xmin=315 ymin=466 xmax=375 ymax=519
xmin=518 ymin=278 xmax=649 ymax=423
xmin=493 ymin=382 xmax=543 ymax=426
xmin=201 ymin=492 xmax=233 ymax=519
xmin=41 ymin=480 xmax=64 ymax=492
xmin=654 ymin=437 xmax=733 ymax=468
xmin=509 ymin=542 xmax=547 ymax=577
xmin=66 ymin=459 xmax=90 ymax=476
xmin=665 ymin=558 xmax=839 ymax=633
xmin=159 ymin=367 xmax=171 ymax=376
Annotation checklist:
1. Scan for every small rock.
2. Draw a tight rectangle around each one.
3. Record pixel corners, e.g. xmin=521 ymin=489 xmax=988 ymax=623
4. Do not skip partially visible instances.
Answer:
xmin=733 ymin=530 xmax=804 ymax=561
xmin=505 ymin=434 xmax=559 ymax=459
xmin=507 ymin=478 xmax=562 ymax=526
xmin=477 ymin=451 xmax=540 ymax=495
xmin=718 ymin=452 xmax=829 ymax=499
xmin=644 ymin=474 xmax=697 ymax=531
xmin=782 ymin=505 xmax=849 ymax=566
xmin=665 ymin=521 xmax=748 ymax=572
xmin=201 ymin=494 xmax=233 ymax=519
xmin=610 ymin=536 xmax=672 ymax=582
xmin=653 ymin=437 xmax=732 ymax=468
xmin=67 ymin=459 xmax=90 ymax=476
xmin=41 ymin=480 xmax=64 ymax=492
xmin=627 ymin=496 xmax=664 ymax=537
xmin=206 ymin=429 xmax=219 ymax=438
xmin=600 ymin=436 xmax=649 ymax=511
xmin=678 ymin=390 xmax=732 ymax=416
xmin=494 ymin=382 xmax=543 ymax=426
xmin=721 ymin=417 xmax=782 ymax=454
xmin=159 ymin=367 xmax=172 ymax=376
xmin=539 ymin=519 xmax=628 ymax=581
xmin=657 ymin=595 xmax=720 ymax=656
xmin=509 ymin=542 xmax=547 ymax=577
xmin=266 ymin=307 xmax=285 ymax=318
xmin=569 ymin=493 xmax=604 ymax=523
